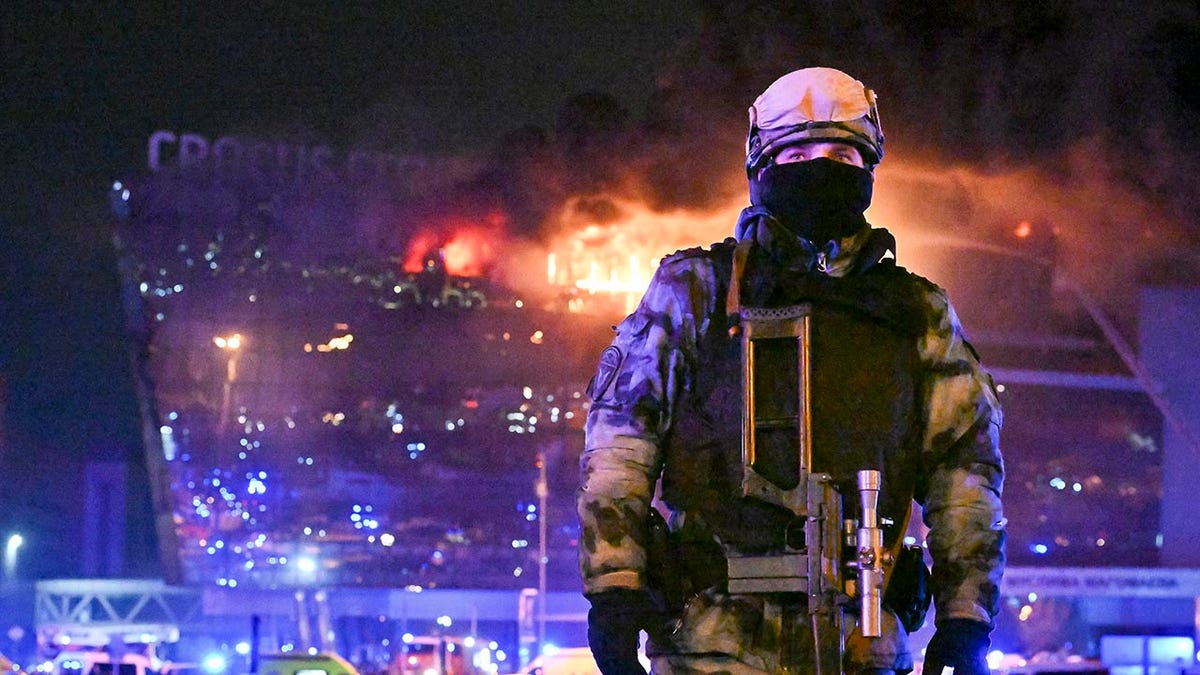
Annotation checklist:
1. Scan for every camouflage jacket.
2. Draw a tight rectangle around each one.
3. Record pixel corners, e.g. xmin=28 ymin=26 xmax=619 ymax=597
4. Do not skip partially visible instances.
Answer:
xmin=576 ymin=223 xmax=1006 ymax=626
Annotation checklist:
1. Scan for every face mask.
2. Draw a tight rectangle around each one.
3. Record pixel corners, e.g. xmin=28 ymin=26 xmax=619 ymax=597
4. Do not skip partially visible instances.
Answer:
xmin=749 ymin=157 xmax=874 ymax=245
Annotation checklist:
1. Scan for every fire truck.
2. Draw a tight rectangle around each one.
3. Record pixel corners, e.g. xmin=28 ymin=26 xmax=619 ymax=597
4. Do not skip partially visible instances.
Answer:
xmin=388 ymin=636 xmax=488 ymax=675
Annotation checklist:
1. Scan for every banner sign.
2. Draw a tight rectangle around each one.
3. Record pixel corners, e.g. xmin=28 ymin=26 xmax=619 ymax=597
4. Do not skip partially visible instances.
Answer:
xmin=1003 ymin=566 xmax=1200 ymax=598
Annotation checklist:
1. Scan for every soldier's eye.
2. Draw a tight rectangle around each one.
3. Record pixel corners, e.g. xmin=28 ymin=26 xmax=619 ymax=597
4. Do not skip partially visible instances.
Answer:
xmin=781 ymin=149 xmax=807 ymax=162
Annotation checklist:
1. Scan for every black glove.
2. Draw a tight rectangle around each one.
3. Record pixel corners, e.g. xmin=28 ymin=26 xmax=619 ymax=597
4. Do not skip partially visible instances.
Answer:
xmin=922 ymin=619 xmax=992 ymax=675
xmin=586 ymin=589 xmax=652 ymax=675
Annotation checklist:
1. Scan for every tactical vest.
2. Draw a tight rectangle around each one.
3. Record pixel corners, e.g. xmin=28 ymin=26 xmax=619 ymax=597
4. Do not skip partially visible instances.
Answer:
xmin=660 ymin=240 xmax=935 ymax=556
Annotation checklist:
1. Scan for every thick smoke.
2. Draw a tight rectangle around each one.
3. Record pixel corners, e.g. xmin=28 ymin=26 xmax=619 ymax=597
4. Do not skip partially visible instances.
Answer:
xmin=268 ymin=0 xmax=1200 ymax=331
xmin=464 ymin=0 xmax=1200 ymax=329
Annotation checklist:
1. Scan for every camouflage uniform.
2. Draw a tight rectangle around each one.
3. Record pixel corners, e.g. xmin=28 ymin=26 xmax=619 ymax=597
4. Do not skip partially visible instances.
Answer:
xmin=577 ymin=224 xmax=1005 ymax=674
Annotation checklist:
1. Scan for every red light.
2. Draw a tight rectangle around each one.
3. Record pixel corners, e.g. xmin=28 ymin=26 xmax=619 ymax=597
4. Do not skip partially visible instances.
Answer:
xmin=401 ymin=230 xmax=443 ymax=274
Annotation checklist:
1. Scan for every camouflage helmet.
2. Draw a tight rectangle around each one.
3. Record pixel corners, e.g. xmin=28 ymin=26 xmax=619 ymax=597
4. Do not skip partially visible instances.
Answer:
xmin=746 ymin=67 xmax=884 ymax=175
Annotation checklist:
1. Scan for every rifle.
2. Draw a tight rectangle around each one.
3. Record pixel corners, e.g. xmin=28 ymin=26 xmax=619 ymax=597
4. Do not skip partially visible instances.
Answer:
xmin=725 ymin=303 xmax=892 ymax=675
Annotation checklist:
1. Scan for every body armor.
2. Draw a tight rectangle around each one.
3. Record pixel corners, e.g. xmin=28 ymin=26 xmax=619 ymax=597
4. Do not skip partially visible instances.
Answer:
xmin=656 ymin=240 xmax=930 ymax=673
xmin=660 ymin=241 xmax=928 ymax=556
xmin=578 ymin=227 xmax=1005 ymax=675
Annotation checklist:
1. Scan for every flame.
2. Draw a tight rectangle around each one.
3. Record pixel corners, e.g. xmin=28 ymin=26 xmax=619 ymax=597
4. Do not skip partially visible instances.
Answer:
xmin=401 ymin=211 xmax=506 ymax=277
xmin=441 ymin=227 xmax=495 ymax=277
xmin=401 ymin=230 xmax=442 ymax=274
xmin=536 ymin=168 xmax=1027 ymax=316
xmin=544 ymin=195 xmax=742 ymax=311
xmin=537 ymin=169 xmax=949 ymax=315
xmin=527 ymin=150 xmax=1185 ymax=321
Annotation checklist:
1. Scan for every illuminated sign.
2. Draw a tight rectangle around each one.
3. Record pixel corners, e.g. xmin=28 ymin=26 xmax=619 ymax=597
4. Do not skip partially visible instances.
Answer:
xmin=146 ymin=129 xmax=422 ymax=186
xmin=1002 ymin=566 xmax=1200 ymax=598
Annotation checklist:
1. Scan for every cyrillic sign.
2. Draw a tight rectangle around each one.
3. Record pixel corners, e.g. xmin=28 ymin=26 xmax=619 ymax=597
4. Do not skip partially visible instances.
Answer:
xmin=1003 ymin=566 xmax=1200 ymax=598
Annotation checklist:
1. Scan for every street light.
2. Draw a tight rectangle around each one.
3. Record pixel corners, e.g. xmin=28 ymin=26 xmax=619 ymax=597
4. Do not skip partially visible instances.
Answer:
xmin=213 ymin=334 xmax=242 ymax=351
xmin=213 ymin=333 xmax=243 ymax=431
xmin=4 ymin=533 xmax=23 ymax=581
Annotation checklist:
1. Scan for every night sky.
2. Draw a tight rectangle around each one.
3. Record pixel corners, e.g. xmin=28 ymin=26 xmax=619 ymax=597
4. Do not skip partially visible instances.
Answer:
xmin=3 ymin=2 xmax=1199 ymax=579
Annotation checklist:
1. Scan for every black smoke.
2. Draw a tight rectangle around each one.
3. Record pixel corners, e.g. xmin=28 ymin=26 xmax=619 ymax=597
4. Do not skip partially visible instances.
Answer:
xmin=465 ymin=1 xmax=1200 ymax=324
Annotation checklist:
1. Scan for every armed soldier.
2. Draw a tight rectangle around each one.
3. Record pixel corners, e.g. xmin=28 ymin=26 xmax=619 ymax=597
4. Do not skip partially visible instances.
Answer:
xmin=576 ymin=67 xmax=1006 ymax=675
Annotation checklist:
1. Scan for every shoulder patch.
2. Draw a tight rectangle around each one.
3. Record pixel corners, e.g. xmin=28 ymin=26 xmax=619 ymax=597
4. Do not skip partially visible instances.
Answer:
xmin=587 ymin=346 xmax=624 ymax=400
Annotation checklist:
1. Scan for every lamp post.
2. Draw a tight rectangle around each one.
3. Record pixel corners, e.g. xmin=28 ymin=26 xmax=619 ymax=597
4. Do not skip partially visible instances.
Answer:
xmin=213 ymin=333 xmax=243 ymax=432
xmin=535 ymin=451 xmax=548 ymax=655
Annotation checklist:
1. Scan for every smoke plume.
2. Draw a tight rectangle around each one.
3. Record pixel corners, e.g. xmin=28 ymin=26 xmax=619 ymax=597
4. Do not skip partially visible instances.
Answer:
xmin=465 ymin=0 xmax=1199 ymax=330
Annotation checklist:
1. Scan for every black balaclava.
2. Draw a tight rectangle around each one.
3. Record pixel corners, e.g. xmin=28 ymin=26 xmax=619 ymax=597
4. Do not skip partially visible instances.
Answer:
xmin=749 ymin=157 xmax=874 ymax=246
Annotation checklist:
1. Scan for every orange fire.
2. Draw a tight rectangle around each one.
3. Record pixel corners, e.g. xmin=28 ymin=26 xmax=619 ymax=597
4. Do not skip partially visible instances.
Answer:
xmin=401 ymin=230 xmax=442 ymax=274
xmin=441 ymin=227 xmax=495 ymax=277
xmin=542 ymin=195 xmax=742 ymax=312
xmin=522 ymin=151 xmax=1180 ymax=323
xmin=402 ymin=211 xmax=506 ymax=277
xmin=536 ymin=166 xmax=950 ymax=312
xmin=536 ymin=168 xmax=938 ymax=295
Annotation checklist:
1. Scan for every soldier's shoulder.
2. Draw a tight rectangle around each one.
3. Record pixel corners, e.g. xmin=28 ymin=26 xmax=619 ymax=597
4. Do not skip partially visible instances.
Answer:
xmin=893 ymin=266 xmax=947 ymax=299
xmin=659 ymin=238 xmax=738 ymax=267
xmin=886 ymin=266 xmax=971 ymax=340
xmin=856 ymin=229 xmax=945 ymax=301
xmin=861 ymin=261 xmax=955 ymax=332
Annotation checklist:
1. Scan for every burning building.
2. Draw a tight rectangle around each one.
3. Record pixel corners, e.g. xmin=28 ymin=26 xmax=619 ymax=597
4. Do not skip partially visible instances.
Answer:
xmin=97 ymin=9 xmax=1200 ymax=662
xmin=116 ymin=116 xmax=1184 ymax=589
